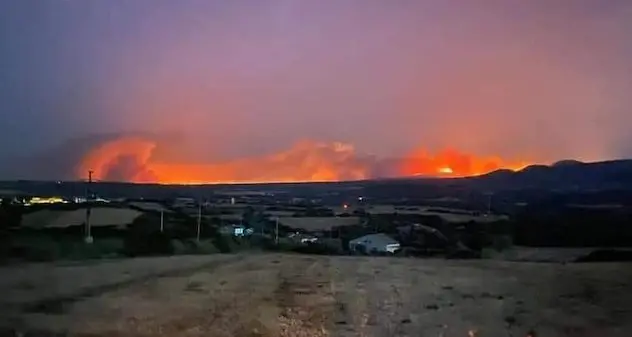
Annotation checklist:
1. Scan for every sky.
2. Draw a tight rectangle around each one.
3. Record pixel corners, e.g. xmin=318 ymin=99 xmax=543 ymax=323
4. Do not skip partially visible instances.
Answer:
xmin=1 ymin=1 xmax=631 ymax=182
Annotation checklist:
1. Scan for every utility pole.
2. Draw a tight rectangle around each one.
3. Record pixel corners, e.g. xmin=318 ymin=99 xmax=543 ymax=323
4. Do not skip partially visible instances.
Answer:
xmin=196 ymin=201 xmax=202 ymax=242
xmin=84 ymin=170 xmax=93 ymax=244
xmin=160 ymin=209 xmax=164 ymax=232
xmin=487 ymin=192 xmax=494 ymax=215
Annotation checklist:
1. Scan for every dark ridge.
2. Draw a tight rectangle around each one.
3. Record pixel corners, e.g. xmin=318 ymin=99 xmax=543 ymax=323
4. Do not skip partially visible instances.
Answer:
xmin=553 ymin=159 xmax=584 ymax=167
xmin=2 ymin=159 xmax=632 ymax=196
xmin=477 ymin=168 xmax=514 ymax=178
xmin=519 ymin=164 xmax=550 ymax=173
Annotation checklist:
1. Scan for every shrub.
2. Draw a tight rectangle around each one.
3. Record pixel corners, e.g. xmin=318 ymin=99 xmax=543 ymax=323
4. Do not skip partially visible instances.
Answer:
xmin=171 ymin=239 xmax=190 ymax=255
xmin=195 ymin=239 xmax=219 ymax=254
xmin=59 ymin=237 xmax=124 ymax=260
xmin=212 ymin=234 xmax=233 ymax=253
xmin=5 ymin=234 xmax=125 ymax=262
xmin=124 ymin=231 xmax=173 ymax=257
xmin=171 ymin=239 xmax=219 ymax=255
xmin=12 ymin=236 xmax=61 ymax=261
xmin=491 ymin=235 xmax=513 ymax=252
xmin=481 ymin=247 xmax=497 ymax=259
xmin=575 ymin=249 xmax=632 ymax=262
xmin=292 ymin=243 xmax=335 ymax=255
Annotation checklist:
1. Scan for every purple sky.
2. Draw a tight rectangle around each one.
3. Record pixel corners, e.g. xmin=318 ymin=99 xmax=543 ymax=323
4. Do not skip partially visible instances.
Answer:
xmin=1 ymin=0 xmax=632 ymax=173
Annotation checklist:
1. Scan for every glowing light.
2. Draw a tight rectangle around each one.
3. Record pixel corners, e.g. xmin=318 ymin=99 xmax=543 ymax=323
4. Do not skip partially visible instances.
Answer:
xmin=401 ymin=147 xmax=532 ymax=178
xmin=25 ymin=196 xmax=67 ymax=206
xmin=438 ymin=167 xmax=453 ymax=174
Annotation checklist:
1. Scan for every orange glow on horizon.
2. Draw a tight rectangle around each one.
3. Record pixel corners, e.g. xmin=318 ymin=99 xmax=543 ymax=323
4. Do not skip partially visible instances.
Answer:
xmin=76 ymin=137 xmax=369 ymax=184
xmin=438 ymin=167 xmax=454 ymax=174
xmin=401 ymin=147 xmax=531 ymax=178
xmin=76 ymin=137 xmax=534 ymax=184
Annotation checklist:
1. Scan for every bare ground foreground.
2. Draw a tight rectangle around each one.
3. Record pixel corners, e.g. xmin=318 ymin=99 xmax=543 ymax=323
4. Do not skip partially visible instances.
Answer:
xmin=1 ymin=254 xmax=631 ymax=337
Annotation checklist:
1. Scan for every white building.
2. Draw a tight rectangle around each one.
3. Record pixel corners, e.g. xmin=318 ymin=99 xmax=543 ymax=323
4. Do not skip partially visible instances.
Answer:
xmin=289 ymin=232 xmax=318 ymax=244
xmin=349 ymin=233 xmax=400 ymax=254
xmin=219 ymin=224 xmax=253 ymax=237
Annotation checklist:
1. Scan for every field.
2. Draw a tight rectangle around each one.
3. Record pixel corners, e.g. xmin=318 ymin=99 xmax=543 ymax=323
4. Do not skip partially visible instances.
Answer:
xmin=2 ymin=254 xmax=631 ymax=336
xmin=21 ymin=207 xmax=144 ymax=228
xmin=333 ymin=205 xmax=508 ymax=223
xmin=278 ymin=217 xmax=361 ymax=231
xmin=128 ymin=202 xmax=173 ymax=214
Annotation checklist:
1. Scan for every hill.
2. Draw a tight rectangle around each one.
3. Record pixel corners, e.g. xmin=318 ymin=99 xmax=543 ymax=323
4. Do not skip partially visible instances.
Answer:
xmin=471 ymin=159 xmax=632 ymax=191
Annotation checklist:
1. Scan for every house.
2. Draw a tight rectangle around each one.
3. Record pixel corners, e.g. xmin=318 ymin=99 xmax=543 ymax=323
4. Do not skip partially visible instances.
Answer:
xmin=349 ymin=233 xmax=400 ymax=254
xmin=25 ymin=196 xmax=68 ymax=206
xmin=219 ymin=224 xmax=253 ymax=237
xmin=288 ymin=232 xmax=318 ymax=244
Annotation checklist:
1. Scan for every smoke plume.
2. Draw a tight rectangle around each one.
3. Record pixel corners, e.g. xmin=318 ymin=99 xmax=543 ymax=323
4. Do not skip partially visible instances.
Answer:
xmin=76 ymin=136 xmax=374 ymax=184
xmin=76 ymin=135 xmax=534 ymax=184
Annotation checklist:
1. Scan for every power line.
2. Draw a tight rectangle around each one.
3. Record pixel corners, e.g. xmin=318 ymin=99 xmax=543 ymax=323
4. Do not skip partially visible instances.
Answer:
xmin=160 ymin=209 xmax=164 ymax=232
xmin=275 ymin=217 xmax=279 ymax=245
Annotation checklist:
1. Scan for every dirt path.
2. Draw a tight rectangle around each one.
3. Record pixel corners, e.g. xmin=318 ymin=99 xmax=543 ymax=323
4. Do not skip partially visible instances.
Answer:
xmin=2 ymin=254 xmax=631 ymax=336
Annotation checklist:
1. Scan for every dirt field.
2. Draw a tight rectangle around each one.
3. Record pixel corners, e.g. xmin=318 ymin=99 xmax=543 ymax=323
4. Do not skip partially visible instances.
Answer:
xmin=2 ymin=254 xmax=631 ymax=336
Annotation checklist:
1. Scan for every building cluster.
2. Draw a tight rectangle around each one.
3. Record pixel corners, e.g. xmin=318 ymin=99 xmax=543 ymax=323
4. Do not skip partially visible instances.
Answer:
xmin=2 ymin=195 xmax=110 ymax=206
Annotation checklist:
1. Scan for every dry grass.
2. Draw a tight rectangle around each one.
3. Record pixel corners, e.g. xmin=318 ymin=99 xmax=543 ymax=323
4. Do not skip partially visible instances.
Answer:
xmin=128 ymin=202 xmax=173 ymax=213
xmin=21 ymin=207 xmax=144 ymax=228
xmin=1 ymin=254 xmax=631 ymax=336
xmin=0 ymin=255 xmax=232 ymax=307
xmin=213 ymin=190 xmax=271 ymax=196
xmin=265 ymin=210 xmax=298 ymax=218
xmin=334 ymin=204 xmax=508 ymax=223
xmin=566 ymin=204 xmax=625 ymax=209
xmin=278 ymin=217 xmax=361 ymax=231
xmin=212 ymin=214 xmax=243 ymax=221
xmin=0 ymin=189 xmax=24 ymax=196
xmin=421 ymin=211 xmax=508 ymax=223
xmin=494 ymin=247 xmax=598 ymax=263
xmin=204 ymin=203 xmax=253 ymax=209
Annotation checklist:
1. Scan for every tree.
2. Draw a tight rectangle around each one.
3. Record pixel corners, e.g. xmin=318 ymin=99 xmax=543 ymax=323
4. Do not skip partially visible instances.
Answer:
xmin=0 ymin=198 xmax=22 ymax=229
xmin=242 ymin=206 xmax=255 ymax=224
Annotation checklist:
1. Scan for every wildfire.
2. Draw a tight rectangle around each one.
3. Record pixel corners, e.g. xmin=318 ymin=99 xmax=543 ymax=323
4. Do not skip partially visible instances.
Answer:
xmin=401 ymin=147 xmax=530 ymax=177
xmin=76 ymin=136 xmax=533 ymax=183
xmin=76 ymin=137 xmax=370 ymax=184
xmin=438 ymin=167 xmax=454 ymax=174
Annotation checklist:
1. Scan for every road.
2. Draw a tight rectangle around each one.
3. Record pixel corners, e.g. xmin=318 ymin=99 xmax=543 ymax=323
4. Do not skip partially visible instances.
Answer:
xmin=2 ymin=253 xmax=631 ymax=336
